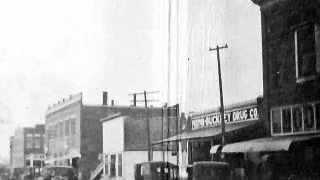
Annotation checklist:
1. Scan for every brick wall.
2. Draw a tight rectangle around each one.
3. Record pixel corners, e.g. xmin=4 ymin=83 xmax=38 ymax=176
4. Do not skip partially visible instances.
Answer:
xmin=259 ymin=0 xmax=320 ymax=107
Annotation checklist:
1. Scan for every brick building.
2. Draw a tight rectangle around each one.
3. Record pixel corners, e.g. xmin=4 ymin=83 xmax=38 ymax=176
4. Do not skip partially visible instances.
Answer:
xmin=45 ymin=92 xmax=180 ymax=180
xmin=218 ymin=0 xmax=320 ymax=178
xmin=10 ymin=124 xmax=45 ymax=168
xmin=251 ymin=0 xmax=320 ymax=135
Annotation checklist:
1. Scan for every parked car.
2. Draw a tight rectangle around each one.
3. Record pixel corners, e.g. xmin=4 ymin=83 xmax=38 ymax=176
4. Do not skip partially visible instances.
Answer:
xmin=37 ymin=166 xmax=78 ymax=180
xmin=21 ymin=167 xmax=41 ymax=180
xmin=9 ymin=167 xmax=25 ymax=180
xmin=135 ymin=161 xmax=179 ymax=180
xmin=192 ymin=161 xmax=232 ymax=180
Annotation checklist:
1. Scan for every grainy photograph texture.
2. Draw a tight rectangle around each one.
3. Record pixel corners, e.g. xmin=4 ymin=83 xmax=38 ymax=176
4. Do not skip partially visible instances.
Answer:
xmin=0 ymin=0 xmax=320 ymax=180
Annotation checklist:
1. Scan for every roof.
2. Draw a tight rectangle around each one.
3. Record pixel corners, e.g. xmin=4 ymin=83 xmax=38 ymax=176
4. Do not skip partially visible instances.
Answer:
xmin=100 ymin=113 xmax=122 ymax=122
xmin=153 ymin=119 xmax=262 ymax=144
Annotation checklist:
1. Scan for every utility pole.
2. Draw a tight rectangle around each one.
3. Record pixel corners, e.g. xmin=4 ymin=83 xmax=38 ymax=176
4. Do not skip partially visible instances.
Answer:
xmin=209 ymin=44 xmax=228 ymax=146
xmin=128 ymin=91 xmax=160 ymax=162
xmin=144 ymin=91 xmax=151 ymax=162
xmin=128 ymin=91 xmax=160 ymax=107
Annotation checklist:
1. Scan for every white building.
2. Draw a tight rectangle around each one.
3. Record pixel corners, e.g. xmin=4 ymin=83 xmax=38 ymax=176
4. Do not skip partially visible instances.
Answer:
xmin=101 ymin=110 xmax=178 ymax=180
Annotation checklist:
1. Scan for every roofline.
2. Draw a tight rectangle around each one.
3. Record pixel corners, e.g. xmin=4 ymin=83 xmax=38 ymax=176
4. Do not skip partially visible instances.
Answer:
xmin=251 ymin=0 xmax=289 ymax=9
xmin=84 ymin=104 xmax=164 ymax=109
xmin=100 ymin=113 xmax=123 ymax=122
xmin=190 ymin=97 xmax=262 ymax=117
xmin=45 ymin=92 xmax=82 ymax=115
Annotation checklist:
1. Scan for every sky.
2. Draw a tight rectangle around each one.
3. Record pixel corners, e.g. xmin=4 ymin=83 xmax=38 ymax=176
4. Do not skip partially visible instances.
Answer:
xmin=0 ymin=0 xmax=262 ymax=160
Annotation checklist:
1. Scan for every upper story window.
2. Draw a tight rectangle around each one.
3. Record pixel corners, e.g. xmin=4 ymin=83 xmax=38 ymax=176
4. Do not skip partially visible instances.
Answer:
xmin=65 ymin=120 xmax=70 ymax=136
xmin=295 ymin=23 xmax=320 ymax=82
xmin=26 ymin=134 xmax=33 ymax=149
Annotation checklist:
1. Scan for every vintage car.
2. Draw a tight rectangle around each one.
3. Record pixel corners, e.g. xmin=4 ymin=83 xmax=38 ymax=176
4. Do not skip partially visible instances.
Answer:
xmin=134 ymin=161 xmax=179 ymax=180
xmin=37 ymin=166 xmax=78 ymax=180
xmin=192 ymin=161 xmax=232 ymax=180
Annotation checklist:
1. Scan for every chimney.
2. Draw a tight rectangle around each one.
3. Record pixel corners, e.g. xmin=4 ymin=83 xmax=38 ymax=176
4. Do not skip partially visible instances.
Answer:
xmin=111 ymin=100 xmax=114 ymax=106
xmin=103 ymin=91 xmax=108 ymax=105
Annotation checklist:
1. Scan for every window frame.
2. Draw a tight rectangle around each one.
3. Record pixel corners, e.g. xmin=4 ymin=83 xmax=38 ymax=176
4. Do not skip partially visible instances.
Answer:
xmin=117 ymin=154 xmax=122 ymax=177
xmin=294 ymin=23 xmax=320 ymax=83
xmin=270 ymin=101 xmax=320 ymax=136
xmin=110 ymin=154 xmax=116 ymax=177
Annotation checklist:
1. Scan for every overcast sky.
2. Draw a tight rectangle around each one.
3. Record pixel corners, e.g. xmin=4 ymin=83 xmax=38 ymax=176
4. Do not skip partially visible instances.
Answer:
xmin=0 ymin=0 xmax=262 ymax=160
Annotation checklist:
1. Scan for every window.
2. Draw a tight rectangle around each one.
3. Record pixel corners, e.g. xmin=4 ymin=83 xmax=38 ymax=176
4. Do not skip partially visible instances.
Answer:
xmin=303 ymin=105 xmax=315 ymax=132
xmin=53 ymin=124 xmax=58 ymax=138
xmin=110 ymin=155 xmax=116 ymax=177
xmin=65 ymin=120 xmax=70 ymax=136
xmin=118 ymin=154 xmax=122 ymax=177
xmin=271 ymin=102 xmax=320 ymax=135
xmin=71 ymin=119 xmax=76 ymax=135
xmin=26 ymin=134 xmax=33 ymax=149
xmin=104 ymin=155 xmax=109 ymax=175
xmin=292 ymin=107 xmax=303 ymax=132
xmin=295 ymin=23 xmax=320 ymax=81
xmin=282 ymin=108 xmax=292 ymax=133
xmin=34 ymin=134 xmax=41 ymax=148
xmin=59 ymin=122 xmax=63 ymax=137
xmin=271 ymin=109 xmax=281 ymax=134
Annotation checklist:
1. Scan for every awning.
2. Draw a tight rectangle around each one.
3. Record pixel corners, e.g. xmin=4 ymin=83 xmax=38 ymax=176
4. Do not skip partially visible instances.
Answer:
xmin=222 ymin=134 xmax=320 ymax=153
xmin=210 ymin=145 xmax=222 ymax=154
xmin=153 ymin=120 xmax=262 ymax=145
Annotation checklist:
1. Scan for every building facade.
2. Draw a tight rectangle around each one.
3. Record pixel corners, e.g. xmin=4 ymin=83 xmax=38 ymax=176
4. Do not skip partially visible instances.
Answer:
xmin=252 ymin=0 xmax=320 ymax=136
xmin=216 ymin=0 xmax=320 ymax=178
xmin=10 ymin=124 xmax=45 ymax=168
xmin=45 ymin=93 xmax=179 ymax=180
xmin=155 ymin=98 xmax=266 ymax=179
xmin=101 ymin=106 xmax=180 ymax=180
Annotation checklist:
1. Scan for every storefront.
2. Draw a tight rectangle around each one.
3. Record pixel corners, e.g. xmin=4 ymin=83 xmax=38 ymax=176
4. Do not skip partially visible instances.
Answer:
xmin=221 ymin=101 xmax=320 ymax=179
xmin=153 ymin=98 xmax=267 ymax=179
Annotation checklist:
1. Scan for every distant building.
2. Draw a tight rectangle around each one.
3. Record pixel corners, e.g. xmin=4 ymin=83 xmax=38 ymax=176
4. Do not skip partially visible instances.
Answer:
xmin=10 ymin=124 xmax=45 ymax=168
xmin=101 ymin=105 xmax=179 ymax=180
xmin=45 ymin=92 xmax=180 ymax=180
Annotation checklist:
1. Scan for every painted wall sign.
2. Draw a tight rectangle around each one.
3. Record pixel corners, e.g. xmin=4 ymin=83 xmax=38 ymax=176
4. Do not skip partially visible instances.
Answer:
xmin=191 ymin=106 xmax=259 ymax=130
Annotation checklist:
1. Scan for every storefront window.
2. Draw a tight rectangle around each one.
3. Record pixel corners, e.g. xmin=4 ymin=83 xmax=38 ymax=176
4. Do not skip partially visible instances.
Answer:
xmin=104 ymin=155 xmax=108 ymax=175
xmin=303 ymin=105 xmax=315 ymax=132
xmin=293 ymin=107 xmax=303 ymax=132
xmin=282 ymin=108 xmax=292 ymax=133
xmin=118 ymin=154 xmax=122 ymax=177
xmin=271 ymin=109 xmax=281 ymax=134
xmin=110 ymin=155 xmax=116 ymax=177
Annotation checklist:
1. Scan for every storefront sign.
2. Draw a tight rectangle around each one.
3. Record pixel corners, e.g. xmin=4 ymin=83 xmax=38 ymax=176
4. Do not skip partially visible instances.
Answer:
xmin=192 ymin=107 xmax=259 ymax=130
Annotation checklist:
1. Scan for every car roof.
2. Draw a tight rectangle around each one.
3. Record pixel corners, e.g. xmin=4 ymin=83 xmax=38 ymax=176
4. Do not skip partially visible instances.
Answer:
xmin=43 ymin=166 xmax=74 ymax=169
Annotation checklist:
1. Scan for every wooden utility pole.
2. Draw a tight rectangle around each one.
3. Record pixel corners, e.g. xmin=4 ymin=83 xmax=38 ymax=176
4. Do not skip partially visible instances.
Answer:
xmin=209 ymin=44 xmax=228 ymax=146
xmin=144 ymin=91 xmax=152 ymax=162
xmin=128 ymin=91 xmax=159 ymax=162
xmin=128 ymin=91 xmax=160 ymax=106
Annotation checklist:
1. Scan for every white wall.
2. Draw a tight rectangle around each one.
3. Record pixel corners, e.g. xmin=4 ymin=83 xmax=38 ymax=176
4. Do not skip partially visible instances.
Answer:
xmin=103 ymin=116 xmax=124 ymax=154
